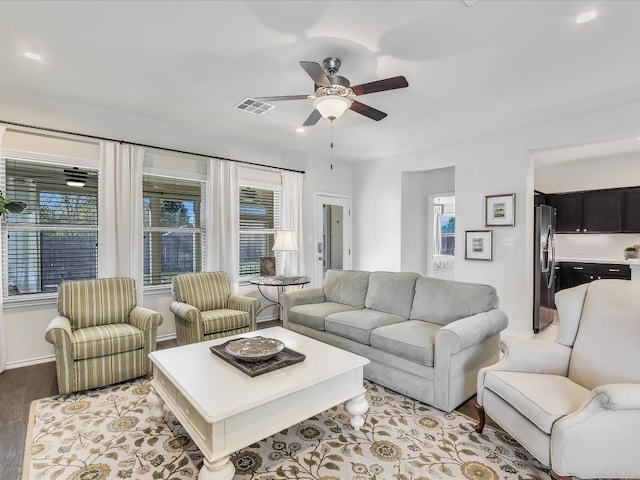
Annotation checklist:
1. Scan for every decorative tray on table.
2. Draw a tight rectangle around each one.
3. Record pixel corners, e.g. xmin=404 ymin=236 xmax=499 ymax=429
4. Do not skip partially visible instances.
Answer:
xmin=210 ymin=336 xmax=305 ymax=377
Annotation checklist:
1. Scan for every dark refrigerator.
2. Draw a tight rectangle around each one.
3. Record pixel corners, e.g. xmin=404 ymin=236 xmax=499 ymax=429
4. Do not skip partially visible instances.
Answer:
xmin=533 ymin=204 xmax=557 ymax=333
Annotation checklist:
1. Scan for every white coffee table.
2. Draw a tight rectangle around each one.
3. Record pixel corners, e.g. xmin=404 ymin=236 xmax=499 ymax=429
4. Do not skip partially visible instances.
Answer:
xmin=147 ymin=326 xmax=370 ymax=480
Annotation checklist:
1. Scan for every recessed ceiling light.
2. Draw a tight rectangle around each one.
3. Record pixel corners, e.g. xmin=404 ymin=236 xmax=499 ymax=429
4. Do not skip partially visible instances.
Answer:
xmin=576 ymin=11 xmax=597 ymax=24
xmin=25 ymin=52 xmax=42 ymax=61
xmin=296 ymin=127 xmax=305 ymax=133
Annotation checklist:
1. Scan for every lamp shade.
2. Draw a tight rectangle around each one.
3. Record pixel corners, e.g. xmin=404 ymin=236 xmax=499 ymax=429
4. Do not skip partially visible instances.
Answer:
xmin=272 ymin=230 xmax=299 ymax=251
xmin=313 ymin=95 xmax=352 ymax=120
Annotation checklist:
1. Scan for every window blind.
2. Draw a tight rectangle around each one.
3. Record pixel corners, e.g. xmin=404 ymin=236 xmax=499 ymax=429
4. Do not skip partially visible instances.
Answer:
xmin=143 ymin=174 xmax=204 ymax=286
xmin=4 ymin=158 xmax=98 ymax=296
xmin=239 ymin=186 xmax=281 ymax=277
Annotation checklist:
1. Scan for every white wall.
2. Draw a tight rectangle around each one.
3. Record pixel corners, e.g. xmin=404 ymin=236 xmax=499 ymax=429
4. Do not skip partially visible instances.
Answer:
xmin=401 ymin=167 xmax=455 ymax=275
xmin=535 ymin=151 xmax=640 ymax=193
xmin=353 ymin=98 xmax=640 ymax=337
xmin=0 ymin=85 xmax=355 ymax=368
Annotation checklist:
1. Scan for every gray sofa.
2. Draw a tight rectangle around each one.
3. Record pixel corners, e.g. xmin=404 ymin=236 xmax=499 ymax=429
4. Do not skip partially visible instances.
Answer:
xmin=280 ymin=270 xmax=508 ymax=412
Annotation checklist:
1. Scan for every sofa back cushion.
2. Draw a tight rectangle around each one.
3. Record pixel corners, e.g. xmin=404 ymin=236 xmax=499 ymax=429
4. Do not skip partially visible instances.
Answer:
xmin=58 ymin=277 xmax=136 ymax=329
xmin=410 ymin=277 xmax=498 ymax=326
xmin=172 ymin=271 xmax=230 ymax=311
xmin=365 ymin=271 xmax=420 ymax=318
xmin=323 ymin=270 xmax=370 ymax=308
xmin=568 ymin=280 xmax=640 ymax=389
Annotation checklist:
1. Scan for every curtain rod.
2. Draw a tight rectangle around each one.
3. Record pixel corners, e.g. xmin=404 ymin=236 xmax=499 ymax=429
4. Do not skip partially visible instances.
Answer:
xmin=0 ymin=119 xmax=306 ymax=174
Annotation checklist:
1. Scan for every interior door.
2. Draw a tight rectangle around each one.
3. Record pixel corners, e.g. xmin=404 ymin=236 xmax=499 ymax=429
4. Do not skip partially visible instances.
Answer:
xmin=315 ymin=193 xmax=351 ymax=284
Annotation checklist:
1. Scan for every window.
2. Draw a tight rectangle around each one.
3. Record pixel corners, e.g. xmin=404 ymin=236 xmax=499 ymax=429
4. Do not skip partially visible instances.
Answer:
xmin=239 ymin=186 xmax=281 ymax=277
xmin=143 ymin=175 xmax=204 ymax=286
xmin=3 ymin=158 xmax=98 ymax=296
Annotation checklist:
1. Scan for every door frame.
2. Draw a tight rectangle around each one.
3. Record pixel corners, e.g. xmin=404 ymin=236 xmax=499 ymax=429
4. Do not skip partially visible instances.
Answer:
xmin=427 ymin=192 xmax=455 ymax=277
xmin=314 ymin=192 xmax=352 ymax=286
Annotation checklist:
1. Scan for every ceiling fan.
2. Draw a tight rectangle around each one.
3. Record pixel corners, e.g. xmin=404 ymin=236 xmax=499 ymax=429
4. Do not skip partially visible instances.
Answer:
xmin=255 ymin=57 xmax=409 ymax=126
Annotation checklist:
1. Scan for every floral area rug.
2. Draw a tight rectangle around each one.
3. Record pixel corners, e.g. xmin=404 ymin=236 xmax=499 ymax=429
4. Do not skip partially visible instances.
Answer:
xmin=23 ymin=377 xmax=549 ymax=480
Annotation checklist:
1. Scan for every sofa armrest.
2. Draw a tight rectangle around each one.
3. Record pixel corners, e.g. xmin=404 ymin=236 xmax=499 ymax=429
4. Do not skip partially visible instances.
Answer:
xmin=228 ymin=295 xmax=260 ymax=330
xmin=130 ymin=307 xmax=163 ymax=364
xmin=129 ymin=307 xmax=163 ymax=331
xmin=551 ymin=383 xmax=640 ymax=477
xmin=170 ymin=301 xmax=202 ymax=323
xmin=430 ymin=310 xmax=507 ymax=411
xmin=280 ymin=287 xmax=326 ymax=328
xmin=436 ymin=309 xmax=508 ymax=354
xmin=44 ymin=316 xmax=77 ymax=394
xmin=45 ymin=315 xmax=72 ymax=345
xmin=582 ymin=383 xmax=640 ymax=411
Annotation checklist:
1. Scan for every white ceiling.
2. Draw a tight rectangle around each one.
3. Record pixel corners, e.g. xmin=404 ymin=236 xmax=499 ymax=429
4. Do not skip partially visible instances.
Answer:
xmin=1 ymin=0 xmax=640 ymax=163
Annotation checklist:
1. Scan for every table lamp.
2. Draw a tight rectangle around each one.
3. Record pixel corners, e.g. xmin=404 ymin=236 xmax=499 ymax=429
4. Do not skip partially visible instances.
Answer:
xmin=273 ymin=230 xmax=299 ymax=276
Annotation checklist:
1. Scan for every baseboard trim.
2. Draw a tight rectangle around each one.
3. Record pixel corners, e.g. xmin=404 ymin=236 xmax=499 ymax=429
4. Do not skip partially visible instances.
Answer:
xmin=6 ymin=354 xmax=55 ymax=370
xmin=6 ymin=326 xmax=276 ymax=371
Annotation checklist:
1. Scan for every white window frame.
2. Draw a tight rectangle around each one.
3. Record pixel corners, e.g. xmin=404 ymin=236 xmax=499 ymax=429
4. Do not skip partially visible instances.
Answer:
xmin=1 ymin=150 xmax=99 ymax=304
xmin=238 ymin=181 xmax=282 ymax=282
xmin=142 ymin=173 xmax=205 ymax=288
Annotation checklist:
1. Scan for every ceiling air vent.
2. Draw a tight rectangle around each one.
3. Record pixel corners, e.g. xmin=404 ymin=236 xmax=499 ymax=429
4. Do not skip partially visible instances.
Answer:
xmin=234 ymin=98 xmax=275 ymax=115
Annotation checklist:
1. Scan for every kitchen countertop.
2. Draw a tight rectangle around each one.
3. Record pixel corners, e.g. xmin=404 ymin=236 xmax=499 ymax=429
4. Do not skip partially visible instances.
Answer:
xmin=556 ymin=258 xmax=633 ymax=265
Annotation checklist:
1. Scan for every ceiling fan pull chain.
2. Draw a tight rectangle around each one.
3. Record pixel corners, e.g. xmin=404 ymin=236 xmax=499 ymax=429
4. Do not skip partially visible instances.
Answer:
xmin=330 ymin=120 xmax=334 ymax=170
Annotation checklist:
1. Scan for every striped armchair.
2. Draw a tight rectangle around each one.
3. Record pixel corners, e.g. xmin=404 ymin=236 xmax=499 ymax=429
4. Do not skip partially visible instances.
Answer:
xmin=170 ymin=271 xmax=259 ymax=345
xmin=45 ymin=277 xmax=163 ymax=395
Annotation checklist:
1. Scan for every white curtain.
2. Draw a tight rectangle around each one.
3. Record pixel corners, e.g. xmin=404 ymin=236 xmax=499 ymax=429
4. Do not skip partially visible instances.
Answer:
xmin=0 ymin=126 xmax=6 ymax=373
xmin=433 ymin=204 xmax=443 ymax=256
xmin=98 ymin=141 xmax=144 ymax=303
xmin=206 ymin=159 xmax=239 ymax=293
xmin=281 ymin=171 xmax=305 ymax=276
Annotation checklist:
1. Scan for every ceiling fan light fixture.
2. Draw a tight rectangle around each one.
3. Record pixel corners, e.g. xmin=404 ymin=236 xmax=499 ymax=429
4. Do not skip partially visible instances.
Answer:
xmin=313 ymin=95 xmax=352 ymax=120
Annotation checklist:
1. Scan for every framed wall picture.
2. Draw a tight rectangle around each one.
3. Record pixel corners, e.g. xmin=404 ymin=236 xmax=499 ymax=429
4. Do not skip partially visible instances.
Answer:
xmin=485 ymin=193 xmax=515 ymax=226
xmin=465 ymin=230 xmax=493 ymax=261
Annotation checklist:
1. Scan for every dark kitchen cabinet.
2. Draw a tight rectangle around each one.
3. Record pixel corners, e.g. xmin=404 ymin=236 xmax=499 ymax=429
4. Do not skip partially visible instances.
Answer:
xmin=582 ymin=189 xmax=623 ymax=232
xmin=548 ymin=193 xmax=582 ymax=233
xmin=594 ymin=263 xmax=631 ymax=280
xmin=558 ymin=262 xmax=595 ymax=290
xmin=623 ymin=187 xmax=640 ymax=232
xmin=547 ymin=187 xmax=628 ymax=233
xmin=557 ymin=262 xmax=631 ymax=291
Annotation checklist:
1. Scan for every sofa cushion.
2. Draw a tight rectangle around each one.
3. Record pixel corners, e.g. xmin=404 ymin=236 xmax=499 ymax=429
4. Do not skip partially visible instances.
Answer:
xmin=325 ymin=309 xmax=405 ymax=345
xmin=568 ymin=280 xmax=640 ymax=390
xmin=484 ymin=371 xmax=590 ymax=434
xmin=370 ymin=320 xmax=440 ymax=366
xmin=73 ymin=323 xmax=143 ymax=360
xmin=201 ymin=309 xmax=250 ymax=334
xmin=365 ymin=271 xmax=420 ymax=318
xmin=289 ymin=302 xmax=358 ymax=331
xmin=59 ymin=277 xmax=136 ymax=329
xmin=410 ymin=277 xmax=498 ymax=326
xmin=323 ymin=270 xmax=370 ymax=308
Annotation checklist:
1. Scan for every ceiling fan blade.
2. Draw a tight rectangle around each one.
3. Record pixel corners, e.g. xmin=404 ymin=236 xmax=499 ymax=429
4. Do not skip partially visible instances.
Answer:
xmin=302 ymin=109 xmax=322 ymax=126
xmin=351 ymin=76 xmax=409 ymax=96
xmin=299 ymin=61 xmax=332 ymax=88
xmin=254 ymin=95 xmax=309 ymax=102
xmin=349 ymin=100 xmax=387 ymax=121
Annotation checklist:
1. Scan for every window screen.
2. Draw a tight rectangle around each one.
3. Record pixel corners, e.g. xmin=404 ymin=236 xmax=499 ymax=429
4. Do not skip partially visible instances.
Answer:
xmin=239 ymin=186 xmax=281 ymax=277
xmin=4 ymin=158 xmax=98 ymax=296
xmin=143 ymin=174 xmax=204 ymax=286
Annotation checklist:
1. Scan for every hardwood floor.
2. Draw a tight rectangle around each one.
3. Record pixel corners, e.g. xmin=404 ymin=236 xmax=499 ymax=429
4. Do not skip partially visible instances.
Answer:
xmin=1 ymin=320 xmax=489 ymax=480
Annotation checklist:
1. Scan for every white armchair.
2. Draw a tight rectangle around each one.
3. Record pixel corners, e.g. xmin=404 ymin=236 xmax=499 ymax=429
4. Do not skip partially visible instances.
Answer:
xmin=475 ymin=279 xmax=640 ymax=480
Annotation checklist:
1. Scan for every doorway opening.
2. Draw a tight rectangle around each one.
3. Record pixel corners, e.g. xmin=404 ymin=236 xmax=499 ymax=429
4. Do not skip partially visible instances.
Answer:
xmin=315 ymin=193 xmax=351 ymax=284
xmin=429 ymin=194 xmax=455 ymax=279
